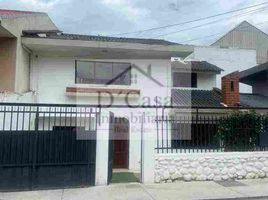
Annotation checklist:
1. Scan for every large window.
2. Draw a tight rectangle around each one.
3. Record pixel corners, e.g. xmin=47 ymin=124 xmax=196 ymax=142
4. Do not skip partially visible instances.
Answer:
xmin=75 ymin=61 xmax=131 ymax=85
xmin=173 ymin=72 xmax=197 ymax=88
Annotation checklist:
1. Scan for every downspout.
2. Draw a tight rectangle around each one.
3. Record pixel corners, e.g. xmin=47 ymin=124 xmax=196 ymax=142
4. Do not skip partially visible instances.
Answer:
xmin=22 ymin=44 xmax=36 ymax=102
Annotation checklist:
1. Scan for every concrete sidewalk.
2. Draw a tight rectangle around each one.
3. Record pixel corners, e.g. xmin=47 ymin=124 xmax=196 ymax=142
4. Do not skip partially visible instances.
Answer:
xmin=1 ymin=179 xmax=268 ymax=200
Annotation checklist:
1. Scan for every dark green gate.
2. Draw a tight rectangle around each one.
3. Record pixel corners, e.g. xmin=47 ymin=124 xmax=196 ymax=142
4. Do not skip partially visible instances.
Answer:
xmin=0 ymin=103 xmax=99 ymax=191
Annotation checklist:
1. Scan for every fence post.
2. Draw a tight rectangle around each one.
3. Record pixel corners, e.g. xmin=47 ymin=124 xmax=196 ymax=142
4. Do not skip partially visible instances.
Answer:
xmin=95 ymin=110 xmax=109 ymax=185
xmin=141 ymin=112 xmax=156 ymax=184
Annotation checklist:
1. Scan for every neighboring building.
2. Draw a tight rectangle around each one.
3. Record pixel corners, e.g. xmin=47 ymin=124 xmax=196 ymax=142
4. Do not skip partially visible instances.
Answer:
xmin=239 ymin=62 xmax=268 ymax=108
xmin=218 ymin=66 xmax=268 ymax=108
xmin=171 ymin=66 xmax=268 ymax=109
xmin=186 ymin=46 xmax=257 ymax=93
xmin=0 ymin=9 xmax=59 ymax=101
xmin=171 ymin=60 xmax=223 ymax=107
xmin=211 ymin=21 xmax=268 ymax=65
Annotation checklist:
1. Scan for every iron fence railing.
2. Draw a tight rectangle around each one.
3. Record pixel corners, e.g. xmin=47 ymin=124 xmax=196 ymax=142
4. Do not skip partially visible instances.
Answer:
xmin=0 ymin=103 xmax=100 ymax=132
xmin=155 ymin=108 xmax=268 ymax=153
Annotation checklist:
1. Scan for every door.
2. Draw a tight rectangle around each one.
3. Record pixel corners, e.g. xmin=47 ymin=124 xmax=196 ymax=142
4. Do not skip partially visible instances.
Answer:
xmin=113 ymin=118 xmax=129 ymax=169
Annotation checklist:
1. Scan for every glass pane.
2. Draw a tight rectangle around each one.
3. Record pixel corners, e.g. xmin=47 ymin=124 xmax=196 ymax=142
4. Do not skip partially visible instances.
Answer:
xmin=95 ymin=62 xmax=113 ymax=84
xmin=173 ymin=72 xmax=192 ymax=87
xmin=113 ymin=63 xmax=131 ymax=85
xmin=76 ymin=61 xmax=94 ymax=84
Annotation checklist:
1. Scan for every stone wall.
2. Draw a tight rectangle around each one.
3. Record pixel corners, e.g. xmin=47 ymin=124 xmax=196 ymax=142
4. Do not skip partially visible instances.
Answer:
xmin=155 ymin=152 xmax=268 ymax=183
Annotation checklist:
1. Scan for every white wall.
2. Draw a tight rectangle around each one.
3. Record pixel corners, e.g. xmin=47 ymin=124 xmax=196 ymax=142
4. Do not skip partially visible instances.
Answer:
xmin=32 ymin=57 xmax=172 ymax=105
xmin=0 ymin=91 xmax=33 ymax=103
xmin=31 ymin=56 xmax=171 ymax=171
xmin=188 ymin=46 xmax=257 ymax=93
xmin=172 ymin=68 xmax=217 ymax=90
xmin=197 ymin=73 xmax=216 ymax=90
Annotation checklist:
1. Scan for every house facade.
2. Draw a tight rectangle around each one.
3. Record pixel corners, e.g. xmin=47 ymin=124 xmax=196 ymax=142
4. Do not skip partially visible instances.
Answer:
xmin=1 ymin=10 xmax=268 ymax=188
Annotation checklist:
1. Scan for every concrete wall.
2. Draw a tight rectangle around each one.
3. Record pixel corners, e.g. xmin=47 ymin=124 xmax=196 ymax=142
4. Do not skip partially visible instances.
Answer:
xmin=253 ymin=80 xmax=268 ymax=97
xmin=0 ymin=37 xmax=30 ymax=93
xmin=197 ymin=73 xmax=216 ymax=90
xmin=172 ymin=68 xmax=217 ymax=90
xmin=0 ymin=38 xmax=16 ymax=91
xmin=155 ymin=152 xmax=268 ymax=183
xmin=15 ymin=44 xmax=30 ymax=93
xmin=187 ymin=46 xmax=257 ymax=93
xmin=0 ymin=15 xmax=58 ymax=38
xmin=0 ymin=14 xmax=58 ymax=93
xmin=0 ymin=91 xmax=33 ymax=103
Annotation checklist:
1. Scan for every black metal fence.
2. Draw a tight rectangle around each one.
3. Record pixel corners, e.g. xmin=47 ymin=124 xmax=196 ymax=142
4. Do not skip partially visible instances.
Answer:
xmin=0 ymin=103 xmax=100 ymax=191
xmin=155 ymin=108 xmax=268 ymax=153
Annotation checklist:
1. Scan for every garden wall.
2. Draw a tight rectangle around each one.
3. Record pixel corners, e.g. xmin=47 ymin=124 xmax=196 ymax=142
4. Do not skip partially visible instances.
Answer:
xmin=155 ymin=152 xmax=268 ymax=183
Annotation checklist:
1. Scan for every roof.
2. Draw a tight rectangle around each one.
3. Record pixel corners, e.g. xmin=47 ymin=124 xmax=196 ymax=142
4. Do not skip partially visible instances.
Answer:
xmin=240 ymin=93 xmax=268 ymax=108
xmin=171 ymin=61 xmax=223 ymax=74
xmin=211 ymin=21 xmax=268 ymax=46
xmin=211 ymin=21 xmax=268 ymax=64
xmin=171 ymin=89 xmax=223 ymax=107
xmin=240 ymin=62 xmax=268 ymax=84
xmin=0 ymin=9 xmax=45 ymax=19
xmin=22 ymin=32 xmax=179 ymax=45
xmin=171 ymin=89 xmax=268 ymax=108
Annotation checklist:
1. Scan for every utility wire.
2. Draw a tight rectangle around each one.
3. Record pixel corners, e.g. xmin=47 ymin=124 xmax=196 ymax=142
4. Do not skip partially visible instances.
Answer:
xmin=153 ymin=6 xmax=268 ymax=38
xmin=104 ymin=7 xmax=268 ymax=50
xmin=177 ymin=20 xmax=268 ymax=44
xmin=108 ymin=1 xmax=268 ymax=37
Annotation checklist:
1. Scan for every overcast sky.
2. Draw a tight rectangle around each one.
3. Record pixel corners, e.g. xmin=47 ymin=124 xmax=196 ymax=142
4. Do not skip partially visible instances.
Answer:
xmin=1 ymin=0 xmax=268 ymax=45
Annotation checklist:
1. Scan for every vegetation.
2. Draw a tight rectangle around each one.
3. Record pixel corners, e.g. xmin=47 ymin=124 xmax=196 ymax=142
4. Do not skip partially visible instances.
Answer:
xmin=216 ymin=111 xmax=267 ymax=151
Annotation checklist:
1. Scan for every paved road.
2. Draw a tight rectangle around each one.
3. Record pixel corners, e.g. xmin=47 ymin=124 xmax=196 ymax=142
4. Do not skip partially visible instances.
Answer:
xmin=1 ymin=179 xmax=268 ymax=200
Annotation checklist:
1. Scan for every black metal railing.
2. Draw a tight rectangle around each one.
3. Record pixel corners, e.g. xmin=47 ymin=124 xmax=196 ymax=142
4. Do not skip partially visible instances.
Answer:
xmin=0 ymin=103 xmax=100 ymax=132
xmin=155 ymin=108 xmax=268 ymax=153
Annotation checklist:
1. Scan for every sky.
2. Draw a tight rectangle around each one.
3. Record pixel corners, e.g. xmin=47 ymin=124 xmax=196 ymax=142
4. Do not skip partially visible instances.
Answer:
xmin=1 ymin=0 xmax=268 ymax=45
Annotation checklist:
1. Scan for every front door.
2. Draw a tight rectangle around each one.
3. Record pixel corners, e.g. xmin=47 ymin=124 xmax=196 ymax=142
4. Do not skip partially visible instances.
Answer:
xmin=113 ymin=118 xmax=129 ymax=169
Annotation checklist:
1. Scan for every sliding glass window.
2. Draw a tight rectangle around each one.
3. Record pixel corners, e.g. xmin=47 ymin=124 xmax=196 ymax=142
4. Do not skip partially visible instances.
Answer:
xmin=75 ymin=61 xmax=131 ymax=85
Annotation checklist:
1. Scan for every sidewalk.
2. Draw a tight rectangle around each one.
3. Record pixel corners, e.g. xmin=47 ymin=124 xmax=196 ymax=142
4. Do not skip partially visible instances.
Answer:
xmin=1 ymin=179 xmax=268 ymax=200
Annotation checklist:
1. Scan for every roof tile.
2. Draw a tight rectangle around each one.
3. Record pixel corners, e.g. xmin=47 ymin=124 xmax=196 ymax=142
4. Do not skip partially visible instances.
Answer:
xmin=23 ymin=33 xmax=179 ymax=45
xmin=171 ymin=89 xmax=223 ymax=107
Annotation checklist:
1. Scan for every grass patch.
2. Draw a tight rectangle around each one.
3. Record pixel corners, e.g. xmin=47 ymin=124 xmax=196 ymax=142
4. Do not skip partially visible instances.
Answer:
xmin=111 ymin=172 xmax=140 ymax=183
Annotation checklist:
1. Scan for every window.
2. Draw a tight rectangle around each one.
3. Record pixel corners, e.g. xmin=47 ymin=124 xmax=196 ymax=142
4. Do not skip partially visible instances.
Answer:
xmin=231 ymin=81 xmax=234 ymax=92
xmin=173 ymin=72 xmax=197 ymax=88
xmin=75 ymin=61 xmax=131 ymax=85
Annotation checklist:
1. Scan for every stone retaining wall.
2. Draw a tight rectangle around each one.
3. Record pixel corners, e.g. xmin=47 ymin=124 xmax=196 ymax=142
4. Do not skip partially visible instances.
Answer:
xmin=155 ymin=152 xmax=268 ymax=183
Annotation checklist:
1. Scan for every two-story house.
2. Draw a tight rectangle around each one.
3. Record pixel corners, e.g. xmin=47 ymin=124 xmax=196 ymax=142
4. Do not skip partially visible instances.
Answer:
xmin=0 ymin=9 xmax=264 ymax=177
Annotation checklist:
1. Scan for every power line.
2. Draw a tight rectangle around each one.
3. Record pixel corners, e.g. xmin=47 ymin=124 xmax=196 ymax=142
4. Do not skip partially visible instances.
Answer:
xmin=108 ymin=1 xmax=268 ymax=37
xmin=104 ymin=8 xmax=268 ymax=50
xmin=153 ymin=6 xmax=268 ymax=38
xmin=177 ymin=20 xmax=268 ymax=44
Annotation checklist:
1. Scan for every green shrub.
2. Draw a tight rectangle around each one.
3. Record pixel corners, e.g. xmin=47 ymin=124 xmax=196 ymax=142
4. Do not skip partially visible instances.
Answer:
xmin=216 ymin=111 xmax=265 ymax=151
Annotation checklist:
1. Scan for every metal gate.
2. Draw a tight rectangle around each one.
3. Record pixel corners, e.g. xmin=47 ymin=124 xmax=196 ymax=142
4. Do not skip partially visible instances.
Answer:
xmin=0 ymin=103 xmax=99 ymax=191
xmin=107 ymin=112 xmax=114 ymax=184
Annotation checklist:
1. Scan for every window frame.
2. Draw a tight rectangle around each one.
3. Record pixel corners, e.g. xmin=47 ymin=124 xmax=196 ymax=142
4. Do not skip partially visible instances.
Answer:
xmin=75 ymin=60 xmax=131 ymax=85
